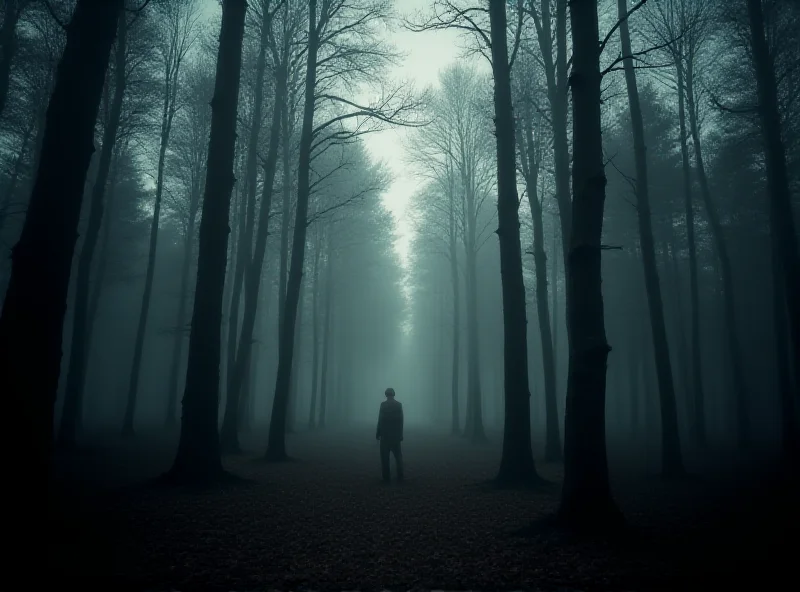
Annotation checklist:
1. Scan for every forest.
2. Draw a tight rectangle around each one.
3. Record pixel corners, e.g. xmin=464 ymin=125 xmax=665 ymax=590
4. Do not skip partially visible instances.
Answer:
xmin=0 ymin=0 xmax=797 ymax=589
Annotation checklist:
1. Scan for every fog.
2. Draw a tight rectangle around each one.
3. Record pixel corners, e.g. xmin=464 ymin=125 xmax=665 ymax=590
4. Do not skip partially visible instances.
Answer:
xmin=0 ymin=0 xmax=798 ymax=589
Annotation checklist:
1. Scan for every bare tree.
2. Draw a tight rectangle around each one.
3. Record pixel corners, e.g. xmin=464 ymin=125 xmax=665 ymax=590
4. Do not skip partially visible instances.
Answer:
xmin=407 ymin=64 xmax=494 ymax=441
xmin=58 ymin=8 xmax=131 ymax=449
xmin=408 ymin=180 xmax=462 ymax=435
xmin=221 ymin=0 xmax=300 ymax=453
xmin=0 ymin=0 xmax=123 ymax=537
xmin=614 ymin=0 xmax=684 ymax=477
xmin=516 ymin=101 xmax=561 ymax=463
xmin=523 ymin=0 xmax=572 ymax=276
xmin=265 ymin=0 xmax=420 ymax=461
xmin=486 ymin=0 xmax=544 ymax=486
xmin=167 ymin=0 xmax=248 ymax=485
xmin=123 ymin=0 xmax=202 ymax=437
xmin=557 ymin=0 xmax=623 ymax=529
xmin=745 ymin=0 xmax=800 ymax=466
xmin=163 ymin=56 xmax=214 ymax=427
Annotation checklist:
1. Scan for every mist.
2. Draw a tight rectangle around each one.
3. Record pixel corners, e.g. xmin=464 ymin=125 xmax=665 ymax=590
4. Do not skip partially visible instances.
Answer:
xmin=0 ymin=0 xmax=797 ymax=589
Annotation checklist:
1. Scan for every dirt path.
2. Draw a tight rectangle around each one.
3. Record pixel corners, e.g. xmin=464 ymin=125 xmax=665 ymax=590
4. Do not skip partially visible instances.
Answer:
xmin=48 ymin=426 xmax=797 ymax=590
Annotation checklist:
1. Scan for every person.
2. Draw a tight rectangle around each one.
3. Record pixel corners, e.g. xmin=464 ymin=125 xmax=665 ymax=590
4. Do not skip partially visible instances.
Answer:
xmin=375 ymin=387 xmax=404 ymax=483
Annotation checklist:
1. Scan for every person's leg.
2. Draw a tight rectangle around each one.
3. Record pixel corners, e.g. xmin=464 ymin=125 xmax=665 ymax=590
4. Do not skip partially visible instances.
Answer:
xmin=392 ymin=441 xmax=404 ymax=481
xmin=380 ymin=441 xmax=391 ymax=481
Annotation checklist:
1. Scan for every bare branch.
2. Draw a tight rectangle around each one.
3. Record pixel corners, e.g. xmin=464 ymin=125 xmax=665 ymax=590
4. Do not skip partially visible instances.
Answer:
xmin=599 ymin=0 xmax=648 ymax=57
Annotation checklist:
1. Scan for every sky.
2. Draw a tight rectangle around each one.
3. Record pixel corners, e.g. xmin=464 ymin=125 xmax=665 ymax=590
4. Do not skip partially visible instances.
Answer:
xmin=361 ymin=1 xmax=462 ymax=269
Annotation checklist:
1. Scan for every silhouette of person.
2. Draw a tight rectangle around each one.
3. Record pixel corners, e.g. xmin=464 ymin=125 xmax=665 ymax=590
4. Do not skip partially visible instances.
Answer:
xmin=376 ymin=387 xmax=404 ymax=483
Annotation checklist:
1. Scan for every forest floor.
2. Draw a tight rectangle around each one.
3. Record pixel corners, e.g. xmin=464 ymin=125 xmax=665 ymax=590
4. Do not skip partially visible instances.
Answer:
xmin=49 ymin=424 xmax=798 ymax=591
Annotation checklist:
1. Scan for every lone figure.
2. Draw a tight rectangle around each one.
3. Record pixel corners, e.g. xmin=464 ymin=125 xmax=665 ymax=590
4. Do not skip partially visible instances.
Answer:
xmin=376 ymin=387 xmax=404 ymax=482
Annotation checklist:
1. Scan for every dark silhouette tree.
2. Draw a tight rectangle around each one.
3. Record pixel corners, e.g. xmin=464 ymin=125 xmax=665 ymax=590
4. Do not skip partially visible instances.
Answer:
xmin=0 ymin=0 xmax=123 ymax=514
xmin=557 ymin=0 xmax=623 ymax=530
xmin=168 ymin=0 xmax=248 ymax=484
xmin=487 ymin=0 xmax=542 ymax=486
xmin=615 ymin=0 xmax=684 ymax=478
xmin=122 ymin=0 xmax=202 ymax=437
xmin=745 ymin=0 xmax=800 ymax=467
xmin=58 ymin=8 xmax=129 ymax=450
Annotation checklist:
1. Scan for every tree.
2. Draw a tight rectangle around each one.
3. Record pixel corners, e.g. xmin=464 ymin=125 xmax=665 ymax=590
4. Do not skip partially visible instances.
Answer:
xmin=406 ymin=0 xmax=541 ymax=483
xmin=58 ymin=8 xmax=130 ymax=449
xmin=220 ymin=0 xmax=299 ymax=453
xmin=123 ymin=0 xmax=202 ymax=437
xmin=265 ymin=0 xmax=419 ymax=460
xmin=615 ymin=0 xmax=683 ymax=477
xmin=516 ymin=103 xmax=561 ymax=463
xmin=683 ymin=8 xmax=751 ymax=448
xmin=408 ymin=182 xmax=462 ymax=434
xmin=557 ymin=0 xmax=623 ymax=529
xmin=307 ymin=224 xmax=323 ymax=428
xmin=643 ymin=0 xmax=708 ymax=446
xmin=745 ymin=0 xmax=800 ymax=466
xmin=524 ymin=0 xmax=572 ymax=283
xmin=0 ymin=0 xmax=123 ymax=535
xmin=408 ymin=64 xmax=494 ymax=441
xmin=163 ymin=57 xmax=214 ymax=427
xmin=167 ymin=0 xmax=248 ymax=484
xmin=487 ymin=0 xmax=542 ymax=485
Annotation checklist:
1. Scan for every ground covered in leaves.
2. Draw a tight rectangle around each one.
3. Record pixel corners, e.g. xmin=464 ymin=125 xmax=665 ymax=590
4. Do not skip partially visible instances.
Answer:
xmin=49 ymin=425 xmax=797 ymax=591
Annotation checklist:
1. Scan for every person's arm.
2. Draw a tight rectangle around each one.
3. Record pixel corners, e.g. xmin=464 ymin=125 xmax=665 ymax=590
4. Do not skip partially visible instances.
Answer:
xmin=376 ymin=404 xmax=383 ymax=440
xmin=399 ymin=403 xmax=404 ymax=441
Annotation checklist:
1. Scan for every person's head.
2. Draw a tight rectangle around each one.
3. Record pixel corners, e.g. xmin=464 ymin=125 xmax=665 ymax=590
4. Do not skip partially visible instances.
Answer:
xmin=384 ymin=387 xmax=395 ymax=399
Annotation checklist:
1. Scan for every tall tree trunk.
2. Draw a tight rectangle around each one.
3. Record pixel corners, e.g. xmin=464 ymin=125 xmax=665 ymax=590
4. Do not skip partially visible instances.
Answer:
xmin=463 ymin=245 xmax=485 ymax=442
xmin=0 ymin=0 xmax=122 ymax=543
xmin=617 ymin=0 xmax=683 ymax=477
xmin=685 ymin=71 xmax=750 ymax=448
xmin=278 ymin=94 xmax=293 ymax=344
xmin=448 ymin=184 xmax=461 ymax=435
xmin=165 ymin=206 xmax=197 ymax=428
xmin=551 ymin=219 xmax=559 ymax=398
xmin=85 ymin=148 xmax=123 ymax=373
xmin=226 ymin=26 xmax=270 ymax=410
xmin=558 ymin=0 xmax=622 ymax=529
xmin=220 ymin=166 xmax=240 ymax=393
xmin=219 ymin=54 xmax=286 ymax=453
xmin=664 ymin=237 xmax=690 ymax=421
xmin=123 ymin=41 xmax=183 ymax=437
xmin=240 ymin=270 xmax=272 ymax=433
xmin=675 ymin=58 xmax=706 ymax=448
xmin=265 ymin=0 xmax=318 ymax=460
xmin=59 ymin=11 xmax=128 ymax=449
xmin=308 ymin=230 xmax=322 ymax=429
xmin=488 ymin=0 xmax=541 ymax=486
xmin=168 ymin=0 xmax=247 ymax=483
xmin=532 ymin=0 xmax=571 ymax=269
xmin=318 ymin=236 xmax=333 ymax=429
xmin=287 ymin=276 xmax=306 ymax=433
xmin=225 ymin=180 xmax=249 ymax=411
xmin=223 ymin=161 xmax=245 ymax=388
xmin=519 ymin=116 xmax=561 ymax=463
xmin=746 ymin=0 xmax=800 ymax=418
